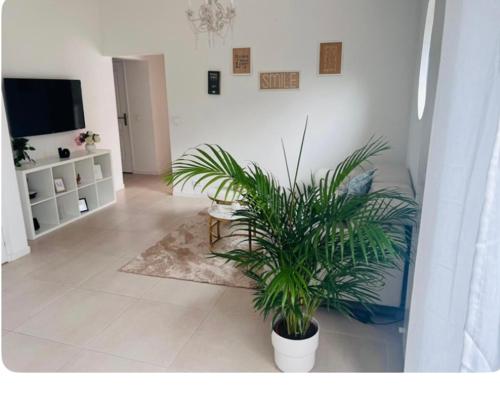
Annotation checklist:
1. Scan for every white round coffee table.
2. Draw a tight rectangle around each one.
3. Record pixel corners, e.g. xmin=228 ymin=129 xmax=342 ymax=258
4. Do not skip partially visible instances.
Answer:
xmin=207 ymin=204 xmax=252 ymax=252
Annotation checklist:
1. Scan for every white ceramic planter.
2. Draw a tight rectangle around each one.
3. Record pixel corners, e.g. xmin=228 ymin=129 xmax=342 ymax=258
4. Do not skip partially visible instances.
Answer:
xmin=85 ymin=143 xmax=96 ymax=153
xmin=271 ymin=318 xmax=320 ymax=372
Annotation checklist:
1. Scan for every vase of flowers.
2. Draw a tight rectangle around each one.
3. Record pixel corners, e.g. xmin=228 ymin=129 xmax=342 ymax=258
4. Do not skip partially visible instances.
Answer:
xmin=75 ymin=131 xmax=101 ymax=153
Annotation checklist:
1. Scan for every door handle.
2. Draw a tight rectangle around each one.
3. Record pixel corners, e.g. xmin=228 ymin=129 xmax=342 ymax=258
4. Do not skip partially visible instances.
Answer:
xmin=118 ymin=113 xmax=128 ymax=126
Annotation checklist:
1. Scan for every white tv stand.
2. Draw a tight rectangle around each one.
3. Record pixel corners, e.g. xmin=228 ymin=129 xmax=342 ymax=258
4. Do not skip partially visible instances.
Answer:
xmin=15 ymin=149 xmax=116 ymax=240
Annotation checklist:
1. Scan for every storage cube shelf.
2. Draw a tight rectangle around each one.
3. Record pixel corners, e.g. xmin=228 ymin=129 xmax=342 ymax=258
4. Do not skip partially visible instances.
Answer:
xmin=94 ymin=154 xmax=112 ymax=179
xmin=27 ymin=169 xmax=54 ymax=205
xmin=57 ymin=191 xmax=80 ymax=224
xmin=97 ymin=178 xmax=114 ymax=206
xmin=31 ymin=199 xmax=59 ymax=236
xmin=75 ymin=158 xmax=94 ymax=188
xmin=16 ymin=150 xmax=116 ymax=240
xmin=53 ymin=162 xmax=77 ymax=192
xmin=78 ymin=184 xmax=99 ymax=213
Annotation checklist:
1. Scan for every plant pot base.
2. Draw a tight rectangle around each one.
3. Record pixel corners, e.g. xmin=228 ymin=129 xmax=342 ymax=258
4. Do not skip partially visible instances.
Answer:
xmin=274 ymin=349 xmax=317 ymax=372
xmin=271 ymin=318 xmax=320 ymax=372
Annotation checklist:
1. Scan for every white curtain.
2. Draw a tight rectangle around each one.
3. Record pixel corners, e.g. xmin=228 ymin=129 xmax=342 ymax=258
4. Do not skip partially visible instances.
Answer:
xmin=405 ymin=0 xmax=500 ymax=371
xmin=461 ymin=121 xmax=500 ymax=372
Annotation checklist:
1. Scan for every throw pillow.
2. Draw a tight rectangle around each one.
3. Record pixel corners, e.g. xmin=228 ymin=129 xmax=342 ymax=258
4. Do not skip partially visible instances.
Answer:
xmin=339 ymin=169 xmax=376 ymax=197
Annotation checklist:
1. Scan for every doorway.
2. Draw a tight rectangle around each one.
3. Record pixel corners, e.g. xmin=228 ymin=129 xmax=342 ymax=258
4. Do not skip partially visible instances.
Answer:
xmin=112 ymin=55 xmax=172 ymax=177
xmin=112 ymin=59 xmax=133 ymax=173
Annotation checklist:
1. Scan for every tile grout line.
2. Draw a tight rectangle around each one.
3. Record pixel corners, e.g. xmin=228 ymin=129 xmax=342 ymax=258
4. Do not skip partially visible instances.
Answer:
xmin=79 ymin=296 xmax=139 ymax=349
xmin=55 ymin=347 xmax=87 ymax=372
xmin=318 ymin=325 xmax=396 ymax=347
xmin=56 ymin=346 xmax=167 ymax=372
xmin=24 ymin=250 xmax=113 ymax=286
xmin=10 ymin=289 xmax=137 ymax=346
xmin=7 ymin=284 xmax=78 ymax=332
xmin=74 ymin=284 xmax=214 ymax=312
xmin=163 ymin=287 xmax=228 ymax=370
xmin=6 ymin=253 xmax=137 ymax=323
xmin=77 ymin=277 xmax=161 ymax=300
xmin=78 ymin=293 xmax=214 ymax=369
xmin=4 ymin=330 xmax=83 ymax=373
xmin=2 ymin=245 xmax=89 ymax=284
xmin=5 ymin=330 xmax=166 ymax=372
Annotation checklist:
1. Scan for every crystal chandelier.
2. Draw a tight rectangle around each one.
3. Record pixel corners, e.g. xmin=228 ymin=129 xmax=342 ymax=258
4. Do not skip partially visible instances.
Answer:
xmin=186 ymin=0 xmax=236 ymax=47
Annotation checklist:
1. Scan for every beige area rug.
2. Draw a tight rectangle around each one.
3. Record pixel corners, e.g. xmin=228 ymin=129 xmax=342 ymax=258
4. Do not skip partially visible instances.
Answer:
xmin=119 ymin=210 xmax=256 ymax=289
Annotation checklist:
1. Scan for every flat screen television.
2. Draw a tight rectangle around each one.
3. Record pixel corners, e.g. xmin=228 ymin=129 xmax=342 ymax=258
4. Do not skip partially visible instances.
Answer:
xmin=3 ymin=78 xmax=86 ymax=138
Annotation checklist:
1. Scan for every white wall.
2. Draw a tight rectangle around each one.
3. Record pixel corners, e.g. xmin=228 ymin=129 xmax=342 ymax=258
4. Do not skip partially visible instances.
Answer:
xmin=100 ymin=0 xmax=421 ymax=194
xmin=2 ymin=0 xmax=123 ymax=192
xmin=1 ymin=102 xmax=30 ymax=262
xmin=405 ymin=0 xmax=500 ymax=371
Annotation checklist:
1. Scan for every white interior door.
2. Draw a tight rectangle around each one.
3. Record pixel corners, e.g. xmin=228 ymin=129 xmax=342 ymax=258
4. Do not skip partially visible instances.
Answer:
xmin=112 ymin=59 xmax=134 ymax=173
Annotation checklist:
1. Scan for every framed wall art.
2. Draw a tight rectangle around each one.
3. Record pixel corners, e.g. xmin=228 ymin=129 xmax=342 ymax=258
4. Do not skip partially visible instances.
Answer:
xmin=319 ymin=42 xmax=342 ymax=75
xmin=233 ymin=47 xmax=251 ymax=75
xmin=259 ymin=72 xmax=300 ymax=90
xmin=54 ymin=178 xmax=66 ymax=193
xmin=78 ymin=198 xmax=89 ymax=213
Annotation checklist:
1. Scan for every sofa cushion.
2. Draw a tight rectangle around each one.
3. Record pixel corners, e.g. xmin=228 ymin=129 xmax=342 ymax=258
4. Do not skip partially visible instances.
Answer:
xmin=339 ymin=169 xmax=376 ymax=196
xmin=314 ymin=164 xmax=414 ymax=198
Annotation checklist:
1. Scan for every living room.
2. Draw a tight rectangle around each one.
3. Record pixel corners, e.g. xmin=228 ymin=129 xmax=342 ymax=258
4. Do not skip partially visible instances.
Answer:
xmin=1 ymin=0 xmax=499 ymax=387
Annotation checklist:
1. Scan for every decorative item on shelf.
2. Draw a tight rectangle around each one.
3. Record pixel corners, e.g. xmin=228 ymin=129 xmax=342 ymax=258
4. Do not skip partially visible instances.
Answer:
xmin=319 ymin=42 xmax=342 ymax=75
xmin=75 ymin=130 xmax=101 ymax=153
xmin=76 ymin=173 xmax=81 ymax=186
xmin=53 ymin=178 xmax=66 ymax=193
xmin=28 ymin=190 xmax=38 ymax=200
xmin=233 ymin=47 xmax=251 ymax=75
xmin=33 ymin=218 xmax=40 ymax=231
xmin=58 ymin=147 xmax=71 ymax=159
xmin=165 ymin=118 xmax=417 ymax=372
xmin=208 ymin=71 xmax=221 ymax=95
xmin=11 ymin=137 xmax=36 ymax=167
xmin=78 ymin=198 xmax=89 ymax=213
xmin=186 ymin=0 xmax=236 ymax=47
xmin=93 ymin=164 xmax=103 ymax=180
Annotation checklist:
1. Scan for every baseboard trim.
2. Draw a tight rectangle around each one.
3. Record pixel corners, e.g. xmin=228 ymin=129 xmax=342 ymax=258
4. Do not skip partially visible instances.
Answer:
xmin=131 ymin=170 xmax=161 ymax=176
xmin=3 ymin=245 xmax=31 ymax=263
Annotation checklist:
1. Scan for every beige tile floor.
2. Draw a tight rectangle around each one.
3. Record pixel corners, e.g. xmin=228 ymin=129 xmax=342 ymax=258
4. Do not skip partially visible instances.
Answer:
xmin=2 ymin=174 xmax=404 ymax=372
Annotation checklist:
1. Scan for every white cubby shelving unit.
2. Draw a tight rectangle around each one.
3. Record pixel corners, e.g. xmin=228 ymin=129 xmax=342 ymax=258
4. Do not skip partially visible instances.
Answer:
xmin=16 ymin=149 xmax=116 ymax=240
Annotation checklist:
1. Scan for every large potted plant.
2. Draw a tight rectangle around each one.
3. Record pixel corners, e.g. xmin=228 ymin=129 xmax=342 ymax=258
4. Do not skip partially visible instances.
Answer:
xmin=165 ymin=122 xmax=416 ymax=372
